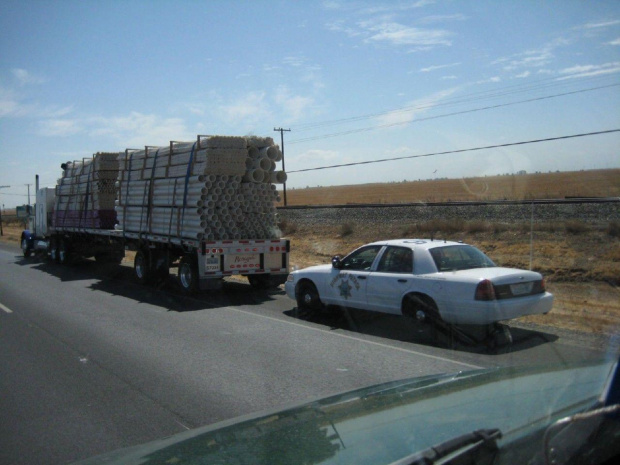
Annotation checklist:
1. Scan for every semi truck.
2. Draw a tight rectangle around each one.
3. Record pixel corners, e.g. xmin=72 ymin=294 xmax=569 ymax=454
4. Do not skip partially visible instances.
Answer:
xmin=20 ymin=135 xmax=290 ymax=293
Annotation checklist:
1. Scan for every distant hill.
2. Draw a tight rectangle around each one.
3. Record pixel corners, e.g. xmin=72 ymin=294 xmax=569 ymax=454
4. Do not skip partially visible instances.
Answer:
xmin=277 ymin=169 xmax=620 ymax=206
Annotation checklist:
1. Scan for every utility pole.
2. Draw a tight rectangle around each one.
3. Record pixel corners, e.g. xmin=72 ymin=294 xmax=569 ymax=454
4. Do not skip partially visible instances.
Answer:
xmin=273 ymin=127 xmax=291 ymax=206
xmin=0 ymin=186 xmax=10 ymax=236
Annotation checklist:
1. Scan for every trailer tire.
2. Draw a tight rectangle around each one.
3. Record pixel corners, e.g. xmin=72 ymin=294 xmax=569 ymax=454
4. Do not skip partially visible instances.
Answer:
xmin=58 ymin=239 xmax=71 ymax=265
xmin=178 ymin=255 xmax=198 ymax=294
xmin=21 ymin=238 xmax=32 ymax=258
xmin=50 ymin=237 xmax=59 ymax=262
xmin=134 ymin=249 xmax=153 ymax=284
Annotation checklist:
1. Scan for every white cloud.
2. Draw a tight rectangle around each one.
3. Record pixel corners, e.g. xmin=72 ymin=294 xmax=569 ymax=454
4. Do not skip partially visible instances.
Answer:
xmin=419 ymin=62 xmax=461 ymax=73
xmin=557 ymin=61 xmax=620 ymax=80
xmin=88 ymin=112 xmax=189 ymax=146
xmin=217 ymin=92 xmax=272 ymax=128
xmin=363 ymin=21 xmax=452 ymax=47
xmin=579 ymin=20 xmax=620 ymax=29
xmin=0 ymin=86 xmax=21 ymax=117
xmin=11 ymin=68 xmax=46 ymax=86
xmin=375 ymin=87 xmax=459 ymax=127
xmin=325 ymin=20 xmax=363 ymax=38
xmin=283 ymin=56 xmax=307 ymax=67
xmin=292 ymin=148 xmax=341 ymax=165
xmin=493 ymin=38 xmax=570 ymax=72
xmin=515 ymin=71 xmax=531 ymax=78
xmin=360 ymin=1 xmax=436 ymax=15
xmin=476 ymin=77 xmax=502 ymax=84
xmin=37 ymin=111 xmax=191 ymax=144
xmin=275 ymin=86 xmax=314 ymax=122
xmin=0 ymin=83 xmax=73 ymax=119
xmin=608 ymin=38 xmax=620 ymax=46
xmin=39 ymin=119 xmax=81 ymax=137
xmin=418 ymin=14 xmax=468 ymax=25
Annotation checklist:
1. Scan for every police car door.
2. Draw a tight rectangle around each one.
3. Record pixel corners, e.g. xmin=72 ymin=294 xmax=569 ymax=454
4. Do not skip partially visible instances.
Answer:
xmin=367 ymin=246 xmax=414 ymax=314
xmin=327 ymin=245 xmax=382 ymax=309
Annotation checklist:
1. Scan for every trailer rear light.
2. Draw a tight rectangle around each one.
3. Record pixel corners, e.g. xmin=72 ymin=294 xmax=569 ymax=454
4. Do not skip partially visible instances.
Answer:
xmin=210 ymin=248 xmax=224 ymax=254
xmin=270 ymin=246 xmax=283 ymax=252
xmin=475 ymin=279 xmax=496 ymax=301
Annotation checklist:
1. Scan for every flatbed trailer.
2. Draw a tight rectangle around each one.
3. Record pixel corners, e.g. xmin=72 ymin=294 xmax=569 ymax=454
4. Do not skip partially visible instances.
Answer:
xmin=23 ymin=221 xmax=290 ymax=292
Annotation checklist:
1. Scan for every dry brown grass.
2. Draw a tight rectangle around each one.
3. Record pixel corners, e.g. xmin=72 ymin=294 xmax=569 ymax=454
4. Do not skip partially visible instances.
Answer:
xmin=279 ymin=169 xmax=620 ymax=206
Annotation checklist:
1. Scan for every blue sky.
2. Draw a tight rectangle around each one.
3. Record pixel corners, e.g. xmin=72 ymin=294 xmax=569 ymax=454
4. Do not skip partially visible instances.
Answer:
xmin=1 ymin=0 xmax=619 ymax=208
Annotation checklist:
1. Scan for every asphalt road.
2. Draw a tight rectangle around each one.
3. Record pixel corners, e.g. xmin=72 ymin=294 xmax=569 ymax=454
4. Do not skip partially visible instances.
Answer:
xmin=0 ymin=243 xmax=610 ymax=464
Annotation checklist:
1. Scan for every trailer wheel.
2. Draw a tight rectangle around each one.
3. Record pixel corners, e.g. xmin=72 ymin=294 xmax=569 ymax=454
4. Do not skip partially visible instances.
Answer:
xmin=21 ymin=238 xmax=32 ymax=258
xmin=50 ymin=237 xmax=59 ymax=262
xmin=178 ymin=255 xmax=198 ymax=293
xmin=134 ymin=249 xmax=153 ymax=284
xmin=58 ymin=239 xmax=71 ymax=265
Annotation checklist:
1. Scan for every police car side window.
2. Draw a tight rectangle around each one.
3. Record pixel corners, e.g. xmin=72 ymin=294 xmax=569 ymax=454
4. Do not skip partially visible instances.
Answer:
xmin=377 ymin=247 xmax=413 ymax=273
xmin=341 ymin=246 xmax=382 ymax=271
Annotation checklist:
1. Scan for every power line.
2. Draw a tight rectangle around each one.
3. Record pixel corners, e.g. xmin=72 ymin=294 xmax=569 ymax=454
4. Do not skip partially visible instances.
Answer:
xmin=292 ymin=73 xmax=618 ymax=132
xmin=289 ymin=84 xmax=620 ymax=144
xmin=287 ymin=129 xmax=620 ymax=173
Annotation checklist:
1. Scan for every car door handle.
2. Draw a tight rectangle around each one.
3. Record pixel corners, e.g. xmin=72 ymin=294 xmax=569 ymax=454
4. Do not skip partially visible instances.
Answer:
xmin=398 ymin=279 xmax=408 ymax=283
xmin=357 ymin=275 xmax=366 ymax=280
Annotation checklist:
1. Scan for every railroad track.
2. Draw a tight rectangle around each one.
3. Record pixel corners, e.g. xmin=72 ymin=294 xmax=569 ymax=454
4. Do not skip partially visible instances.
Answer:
xmin=278 ymin=197 xmax=620 ymax=210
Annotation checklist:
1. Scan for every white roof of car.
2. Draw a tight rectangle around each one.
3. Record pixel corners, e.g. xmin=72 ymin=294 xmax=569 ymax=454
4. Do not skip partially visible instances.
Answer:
xmin=365 ymin=239 xmax=465 ymax=250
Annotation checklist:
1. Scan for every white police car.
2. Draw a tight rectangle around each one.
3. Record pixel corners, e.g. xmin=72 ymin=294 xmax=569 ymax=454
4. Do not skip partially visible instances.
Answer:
xmin=285 ymin=239 xmax=553 ymax=326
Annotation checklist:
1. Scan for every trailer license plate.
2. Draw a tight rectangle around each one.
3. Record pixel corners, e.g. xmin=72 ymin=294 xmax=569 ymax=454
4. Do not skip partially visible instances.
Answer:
xmin=510 ymin=282 xmax=533 ymax=295
xmin=205 ymin=256 xmax=220 ymax=272
xmin=225 ymin=253 xmax=260 ymax=271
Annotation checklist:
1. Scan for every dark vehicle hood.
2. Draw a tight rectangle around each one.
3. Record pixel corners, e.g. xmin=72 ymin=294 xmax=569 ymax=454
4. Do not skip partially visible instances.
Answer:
xmin=74 ymin=359 xmax=618 ymax=465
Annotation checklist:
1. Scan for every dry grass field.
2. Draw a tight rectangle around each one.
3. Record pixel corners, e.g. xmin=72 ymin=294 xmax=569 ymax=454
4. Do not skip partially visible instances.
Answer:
xmin=278 ymin=168 xmax=620 ymax=206
xmin=1 ymin=169 xmax=618 ymax=337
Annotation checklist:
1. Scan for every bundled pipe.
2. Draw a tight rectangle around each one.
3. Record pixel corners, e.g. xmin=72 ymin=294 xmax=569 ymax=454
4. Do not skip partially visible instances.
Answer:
xmin=115 ymin=135 xmax=285 ymax=240
xmin=53 ymin=152 xmax=119 ymax=229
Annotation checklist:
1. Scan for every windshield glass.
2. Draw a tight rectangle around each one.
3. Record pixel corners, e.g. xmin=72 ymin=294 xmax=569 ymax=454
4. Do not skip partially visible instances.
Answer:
xmin=0 ymin=1 xmax=618 ymax=465
xmin=429 ymin=245 xmax=496 ymax=271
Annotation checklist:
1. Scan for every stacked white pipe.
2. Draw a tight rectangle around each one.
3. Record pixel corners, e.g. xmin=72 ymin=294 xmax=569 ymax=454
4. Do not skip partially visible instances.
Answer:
xmin=53 ymin=152 xmax=119 ymax=229
xmin=115 ymin=135 xmax=286 ymax=240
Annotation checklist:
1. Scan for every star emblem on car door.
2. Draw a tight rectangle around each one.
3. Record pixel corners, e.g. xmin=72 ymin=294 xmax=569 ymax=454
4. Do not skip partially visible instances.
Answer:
xmin=338 ymin=280 xmax=352 ymax=299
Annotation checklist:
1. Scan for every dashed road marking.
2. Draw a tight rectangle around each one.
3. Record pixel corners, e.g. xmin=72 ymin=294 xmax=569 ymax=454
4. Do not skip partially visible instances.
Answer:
xmin=0 ymin=302 xmax=14 ymax=314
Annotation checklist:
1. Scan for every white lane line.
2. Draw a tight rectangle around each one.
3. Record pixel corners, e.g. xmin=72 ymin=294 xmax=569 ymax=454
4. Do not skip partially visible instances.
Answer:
xmin=0 ymin=302 xmax=14 ymax=314
xmin=226 ymin=306 xmax=483 ymax=370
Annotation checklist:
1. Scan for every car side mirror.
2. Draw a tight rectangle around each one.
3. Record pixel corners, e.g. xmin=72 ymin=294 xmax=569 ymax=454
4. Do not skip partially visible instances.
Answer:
xmin=332 ymin=255 xmax=342 ymax=269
